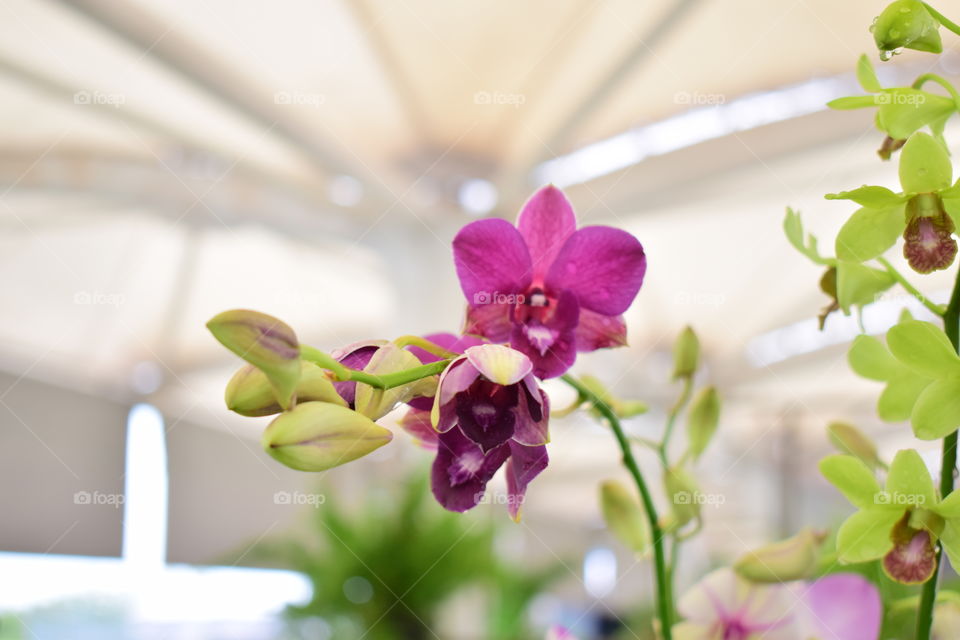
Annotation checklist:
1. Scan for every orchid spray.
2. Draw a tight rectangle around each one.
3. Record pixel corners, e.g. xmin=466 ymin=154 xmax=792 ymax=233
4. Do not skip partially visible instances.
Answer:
xmin=785 ymin=2 xmax=960 ymax=638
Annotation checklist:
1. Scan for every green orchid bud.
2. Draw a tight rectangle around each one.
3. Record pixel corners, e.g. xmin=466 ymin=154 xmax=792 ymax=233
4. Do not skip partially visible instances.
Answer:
xmin=665 ymin=466 xmax=701 ymax=528
xmin=872 ymin=0 xmax=942 ymax=59
xmin=354 ymin=344 xmax=438 ymax=420
xmin=579 ymin=374 xmax=648 ymax=418
xmin=207 ymin=309 xmax=300 ymax=410
xmin=734 ymin=527 xmax=827 ymax=583
xmin=686 ymin=386 xmax=720 ymax=460
xmin=818 ymin=267 xmax=840 ymax=330
xmin=827 ymin=422 xmax=882 ymax=470
xmin=672 ymin=326 xmax=700 ymax=379
xmin=225 ymin=362 xmax=347 ymax=417
xmin=261 ymin=401 xmax=393 ymax=472
xmin=600 ymin=480 xmax=648 ymax=553
xmin=615 ymin=400 xmax=649 ymax=418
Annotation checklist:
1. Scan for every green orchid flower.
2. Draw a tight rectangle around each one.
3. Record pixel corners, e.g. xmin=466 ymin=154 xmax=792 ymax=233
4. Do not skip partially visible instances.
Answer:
xmin=784 ymin=208 xmax=895 ymax=324
xmin=820 ymin=449 xmax=960 ymax=584
xmin=849 ymin=317 xmax=960 ymax=440
xmin=828 ymin=132 xmax=960 ymax=274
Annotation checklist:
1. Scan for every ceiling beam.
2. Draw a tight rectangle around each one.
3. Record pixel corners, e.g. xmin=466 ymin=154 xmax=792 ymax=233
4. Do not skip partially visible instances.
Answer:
xmin=56 ymin=0 xmax=397 ymax=206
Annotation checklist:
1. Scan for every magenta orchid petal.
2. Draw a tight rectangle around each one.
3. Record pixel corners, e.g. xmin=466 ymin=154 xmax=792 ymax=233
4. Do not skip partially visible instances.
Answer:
xmin=454 ymin=219 xmax=533 ymax=305
xmin=513 ymin=385 xmax=550 ymax=446
xmin=399 ymin=407 xmax=439 ymax=450
xmin=505 ymin=442 xmax=548 ymax=521
xmin=433 ymin=357 xmax=482 ymax=432
xmin=517 ymin=185 xmax=577 ymax=281
xmin=464 ymin=303 xmax=513 ymax=343
xmin=431 ymin=426 xmax=510 ymax=513
xmin=546 ymin=225 xmax=646 ymax=316
xmin=803 ymin=574 xmax=881 ymax=640
xmin=574 ymin=310 xmax=628 ymax=352
xmin=331 ymin=342 xmax=383 ymax=407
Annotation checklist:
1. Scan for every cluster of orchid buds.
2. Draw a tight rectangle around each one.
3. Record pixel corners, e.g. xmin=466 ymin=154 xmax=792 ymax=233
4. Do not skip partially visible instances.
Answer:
xmin=207 ymin=186 xmax=647 ymax=521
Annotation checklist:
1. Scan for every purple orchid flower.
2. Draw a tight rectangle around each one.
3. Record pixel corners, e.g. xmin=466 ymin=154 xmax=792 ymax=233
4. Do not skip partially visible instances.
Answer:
xmin=429 ymin=343 xmax=549 ymax=520
xmin=453 ymin=185 xmax=646 ymax=378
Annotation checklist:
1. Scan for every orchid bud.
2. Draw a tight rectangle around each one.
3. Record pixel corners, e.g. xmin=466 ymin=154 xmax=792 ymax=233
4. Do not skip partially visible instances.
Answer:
xmin=354 ymin=344 xmax=438 ymax=420
xmin=225 ymin=362 xmax=346 ymax=417
xmin=878 ymin=136 xmax=906 ymax=161
xmin=600 ymin=480 xmax=648 ymax=553
xmin=672 ymin=326 xmax=700 ymax=379
xmin=903 ymin=194 xmax=957 ymax=274
xmin=261 ymin=401 xmax=393 ymax=472
xmin=872 ymin=0 xmax=942 ymax=59
xmin=734 ymin=527 xmax=826 ymax=583
xmin=686 ymin=386 xmax=720 ymax=460
xmin=827 ymin=422 xmax=882 ymax=470
xmin=665 ymin=466 xmax=701 ymax=528
xmin=207 ymin=309 xmax=300 ymax=409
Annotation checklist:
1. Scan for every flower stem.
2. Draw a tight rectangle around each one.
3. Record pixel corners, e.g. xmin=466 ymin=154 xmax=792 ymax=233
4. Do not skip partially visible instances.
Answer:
xmin=876 ymin=256 xmax=946 ymax=317
xmin=392 ymin=335 xmax=460 ymax=359
xmin=299 ymin=345 xmax=451 ymax=390
xmin=911 ymin=72 xmax=960 ymax=110
xmin=561 ymin=374 xmax=673 ymax=640
xmin=916 ymin=267 xmax=960 ymax=639
xmin=659 ymin=377 xmax=693 ymax=466
xmin=923 ymin=3 xmax=960 ymax=39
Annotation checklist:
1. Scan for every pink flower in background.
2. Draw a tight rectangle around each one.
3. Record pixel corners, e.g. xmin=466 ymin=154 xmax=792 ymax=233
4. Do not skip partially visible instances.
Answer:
xmin=453 ymin=185 xmax=646 ymax=378
xmin=673 ymin=569 xmax=882 ymax=640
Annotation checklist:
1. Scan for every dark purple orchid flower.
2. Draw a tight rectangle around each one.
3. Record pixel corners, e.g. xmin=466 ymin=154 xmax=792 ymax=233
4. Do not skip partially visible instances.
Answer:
xmin=453 ymin=185 xmax=646 ymax=378
xmin=429 ymin=343 xmax=549 ymax=520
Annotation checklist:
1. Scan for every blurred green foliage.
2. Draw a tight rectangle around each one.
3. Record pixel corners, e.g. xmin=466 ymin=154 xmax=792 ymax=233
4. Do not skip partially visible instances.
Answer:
xmin=243 ymin=473 xmax=564 ymax=640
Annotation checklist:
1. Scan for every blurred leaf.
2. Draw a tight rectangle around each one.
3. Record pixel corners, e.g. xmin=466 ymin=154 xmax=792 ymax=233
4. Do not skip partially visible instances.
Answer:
xmin=784 ymin=208 xmax=834 ymax=266
xmin=686 ymin=387 xmax=720 ymax=460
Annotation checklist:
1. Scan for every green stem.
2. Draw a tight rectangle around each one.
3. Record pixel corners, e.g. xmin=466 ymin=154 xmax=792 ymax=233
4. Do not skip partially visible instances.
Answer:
xmin=659 ymin=377 xmax=694 ymax=466
xmin=916 ymin=267 xmax=960 ymax=640
xmin=300 ymin=345 xmax=452 ymax=390
xmin=923 ymin=4 xmax=960 ymax=39
xmin=912 ymin=72 xmax=960 ymax=110
xmin=392 ymin=335 xmax=460 ymax=359
xmin=561 ymin=374 xmax=673 ymax=639
xmin=876 ymin=256 xmax=946 ymax=317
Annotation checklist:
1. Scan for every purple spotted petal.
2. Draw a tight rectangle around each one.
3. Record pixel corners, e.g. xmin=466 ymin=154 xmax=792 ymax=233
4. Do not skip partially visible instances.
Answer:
xmin=513 ymin=381 xmax=549 ymax=446
xmin=454 ymin=219 xmax=533 ymax=306
xmin=516 ymin=185 xmax=577 ymax=281
xmin=546 ymin=226 xmax=646 ymax=316
xmin=575 ymin=310 xmax=627 ymax=352
xmin=511 ymin=290 xmax=579 ymax=379
xmin=464 ymin=303 xmax=513 ymax=343
xmin=432 ymin=427 xmax=510 ymax=513
xmin=505 ymin=441 xmax=549 ymax=521
xmin=804 ymin=574 xmax=881 ymax=640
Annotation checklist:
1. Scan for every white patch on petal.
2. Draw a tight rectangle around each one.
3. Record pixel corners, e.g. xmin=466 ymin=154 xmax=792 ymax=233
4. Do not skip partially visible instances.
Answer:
xmin=465 ymin=344 xmax=532 ymax=385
